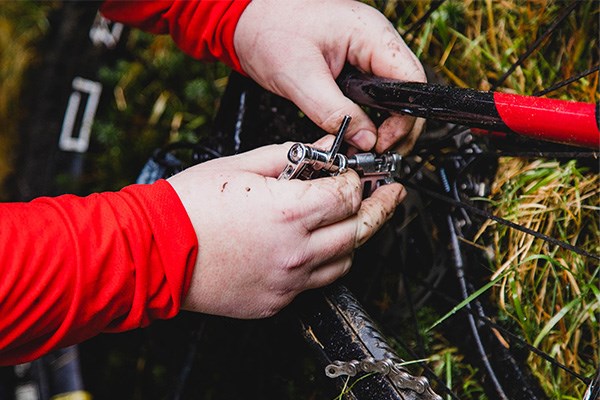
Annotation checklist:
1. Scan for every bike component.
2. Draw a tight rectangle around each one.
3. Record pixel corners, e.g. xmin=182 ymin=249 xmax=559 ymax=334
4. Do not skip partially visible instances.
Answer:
xmin=278 ymin=115 xmax=403 ymax=197
xmin=325 ymin=358 xmax=431 ymax=395
xmin=296 ymin=284 xmax=442 ymax=400
xmin=348 ymin=152 xmax=402 ymax=197
xmin=278 ymin=115 xmax=351 ymax=180
xmin=338 ymin=66 xmax=600 ymax=148
xmin=583 ymin=366 xmax=600 ymax=400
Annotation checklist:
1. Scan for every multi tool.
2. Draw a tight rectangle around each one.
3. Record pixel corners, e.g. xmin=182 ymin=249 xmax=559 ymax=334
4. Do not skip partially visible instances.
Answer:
xmin=278 ymin=116 xmax=402 ymax=196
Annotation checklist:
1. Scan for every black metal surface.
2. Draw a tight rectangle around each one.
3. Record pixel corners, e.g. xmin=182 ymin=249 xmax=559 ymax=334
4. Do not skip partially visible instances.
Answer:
xmin=584 ymin=367 xmax=600 ymax=400
xmin=337 ymin=66 xmax=506 ymax=131
xmin=212 ymin=72 xmax=324 ymax=155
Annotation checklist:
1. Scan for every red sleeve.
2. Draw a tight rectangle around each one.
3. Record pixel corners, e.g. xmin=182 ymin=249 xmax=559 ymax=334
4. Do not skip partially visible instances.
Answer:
xmin=100 ymin=0 xmax=251 ymax=73
xmin=0 ymin=180 xmax=198 ymax=366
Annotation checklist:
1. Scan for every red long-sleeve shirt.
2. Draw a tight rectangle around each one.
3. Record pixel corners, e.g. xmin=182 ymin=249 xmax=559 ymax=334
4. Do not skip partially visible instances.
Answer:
xmin=0 ymin=0 xmax=250 ymax=366
xmin=100 ymin=0 xmax=251 ymax=72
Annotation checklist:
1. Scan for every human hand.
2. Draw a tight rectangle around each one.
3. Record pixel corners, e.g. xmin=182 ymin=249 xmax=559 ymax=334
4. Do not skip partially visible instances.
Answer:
xmin=234 ymin=0 xmax=426 ymax=154
xmin=168 ymin=139 xmax=405 ymax=318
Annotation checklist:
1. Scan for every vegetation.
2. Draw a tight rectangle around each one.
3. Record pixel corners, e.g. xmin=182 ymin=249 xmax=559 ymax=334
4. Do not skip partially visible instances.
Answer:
xmin=90 ymin=30 xmax=230 ymax=192
xmin=0 ymin=1 xmax=54 ymax=199
xmin=383 ymin=0 xmax=599 ymax=398
xmin=1 ymin=1 xmax=598 ymax=399
xmin=482 ymin=159 xmax=599 ymax=397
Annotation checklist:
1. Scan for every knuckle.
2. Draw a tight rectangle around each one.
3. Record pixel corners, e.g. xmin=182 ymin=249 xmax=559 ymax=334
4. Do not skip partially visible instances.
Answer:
xmin=319 ymin=102 xmax=364 ymax=134
xmin=278 ymin=203 xmax=301 ymax=225
xmin=257 ymin=302 xmax=282 ymax=319
xmin=278 ymin=240 xmax=313 ymax=271
xmin=322 ymin=174 xmax=361 ymax=215
xmin=260 ymin=289 xmax=296 ymax=318
xmin=355 ymin=204 xmax=388 ymax=247
xmin=283 ymin=251 xmax=309 ymax=271
xmin=343 ymin=172 xmax=363 ymax=213
xmin=355 ymin=219 xmax=370 ymax=247
xmin=276 ymin=193 xmax=311 ymax=228
xmin=339 ymin=258 xmax=353 ymax=279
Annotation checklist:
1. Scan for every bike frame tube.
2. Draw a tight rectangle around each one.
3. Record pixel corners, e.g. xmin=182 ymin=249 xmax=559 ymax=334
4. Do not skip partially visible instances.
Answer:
xmin=338 ymin=67 xmax=599 ymax=149
xmin=491 ymin=92 xmax=599 ymax=147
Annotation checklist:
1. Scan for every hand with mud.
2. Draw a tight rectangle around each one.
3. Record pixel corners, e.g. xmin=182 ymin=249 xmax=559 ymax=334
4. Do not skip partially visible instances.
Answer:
xmin=168 ymin=138 xmax=405 ymax=318
xmin=234 ymin=0 xmax=426 ymax=154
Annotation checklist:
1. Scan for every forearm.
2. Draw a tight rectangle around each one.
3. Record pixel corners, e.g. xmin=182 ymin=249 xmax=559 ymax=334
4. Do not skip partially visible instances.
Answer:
xmin=0 ymin=180 xmax=197 ymax=365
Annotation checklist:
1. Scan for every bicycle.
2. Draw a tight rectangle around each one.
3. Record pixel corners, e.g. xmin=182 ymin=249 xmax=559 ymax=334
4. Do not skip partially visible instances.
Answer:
xmin=133 ymin=31 xmax=597 ymax=400
xmin=6 ymin=1 xmax=597 ymax=399
xmin=136 ymin=3 xmax=597 ymax=398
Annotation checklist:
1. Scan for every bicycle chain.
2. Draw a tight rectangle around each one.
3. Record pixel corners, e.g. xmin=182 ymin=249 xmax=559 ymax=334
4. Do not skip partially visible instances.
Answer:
xmin=325 ymin=358 xmax=441 ymax=399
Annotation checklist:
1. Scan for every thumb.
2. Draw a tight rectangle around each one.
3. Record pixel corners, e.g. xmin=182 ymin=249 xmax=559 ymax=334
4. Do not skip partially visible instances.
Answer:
xmin=277 ymin=57 xmax=378 ymax=151
xmin=199 ymin=142 xmax=293 ymax=177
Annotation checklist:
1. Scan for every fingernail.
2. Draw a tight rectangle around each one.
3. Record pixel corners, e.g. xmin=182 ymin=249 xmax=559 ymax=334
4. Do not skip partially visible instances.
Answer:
xmin=349 ymin=129 xmax=376 ymax=150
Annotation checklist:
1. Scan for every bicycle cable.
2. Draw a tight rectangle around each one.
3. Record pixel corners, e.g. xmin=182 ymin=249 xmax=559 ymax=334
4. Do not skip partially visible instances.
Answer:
xmin=406 ymin=272 xmax=593 ymax=385
xmin=533 ymin=65 xmax=600 ymax=97
xmin=398 ymin=179 xmax=600 ymax=261
xmin=491 ymin=0 xmax=580 ymax=91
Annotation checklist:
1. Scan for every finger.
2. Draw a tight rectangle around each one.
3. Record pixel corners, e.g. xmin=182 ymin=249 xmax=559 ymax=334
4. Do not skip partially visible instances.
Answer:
xmin=375 ymin=114 xmax=416 ymax=153
xmin=370 ymin=29 xmax=425 ymax=151
xmin=353 ymin=183 xmax=406 ymax=247
xmin=353 ymin=14 xmax=426 ymax=83
xmin=369 ymin=29 xmax=425 ymax=152
xmin=275 ymin=170 xmax=363 ymax=231
xmin=347 ymin=10 xmax=427 ymax=152
xmin=307 ymin=182 xmax=406 ymax=261
xmin=277 ymin=58 xmax=378 ymax=151
xmin=202 ymin=142 xmax=294 ymax=177
xmin=305 ymin=254 xmax=353 ymax=289
xmin=392 ymin=117 xmax=426 ymax=156
xmin=209 ymin=135 xmax=337 ymax=177
xmin=312 ymin=134 xmax=335 ymax=149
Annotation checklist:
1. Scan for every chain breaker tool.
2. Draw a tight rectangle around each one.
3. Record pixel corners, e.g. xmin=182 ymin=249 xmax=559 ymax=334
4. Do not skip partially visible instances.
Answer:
xmin=278 ymin=116 xmax=402 ymax=197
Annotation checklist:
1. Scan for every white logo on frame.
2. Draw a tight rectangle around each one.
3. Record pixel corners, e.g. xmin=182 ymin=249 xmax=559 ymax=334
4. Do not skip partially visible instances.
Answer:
xmin=58 ymin=77 xmax=102 ymax=153
xmin=89 ymin=13 xmax=123 ymax=49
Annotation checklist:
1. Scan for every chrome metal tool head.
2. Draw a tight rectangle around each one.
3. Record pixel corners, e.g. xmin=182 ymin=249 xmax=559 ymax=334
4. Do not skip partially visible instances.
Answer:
xmin=278 ymin=115 xmax=402 ymax=197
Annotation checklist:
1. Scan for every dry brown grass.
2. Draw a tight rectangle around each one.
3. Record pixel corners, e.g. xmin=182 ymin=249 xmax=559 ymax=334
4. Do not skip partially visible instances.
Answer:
xmin=379 ymin=0 xmax=599 ymax=397
xmin=2 ymin=1 xmax=598 ymax=397
xmin=479 ymin=158 xmax=599 ymax=396
xmin=0 ymin=2 xmax=54 ymax=198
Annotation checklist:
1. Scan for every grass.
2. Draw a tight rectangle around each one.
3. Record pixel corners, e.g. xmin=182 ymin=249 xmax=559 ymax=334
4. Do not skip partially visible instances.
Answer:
xmin=383 ymin=0 xmax=599 ymax=398
xmin=479 ymin=158 xmax=599 ymax=397
xmin=0 ymin=2 xmax=54 ymax=199
xmin=2 ymin=1 xmax=598 ymax=399
xmin=332 ymin=373 xmax=376 ymax=400
xmin=392 ymin=0 xmax=598 ymax=97
xmin=89 ymin=30 xmax=230 ymax=193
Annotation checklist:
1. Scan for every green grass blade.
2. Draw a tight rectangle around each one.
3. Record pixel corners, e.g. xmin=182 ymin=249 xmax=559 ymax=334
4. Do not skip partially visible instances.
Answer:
xmin=533 ymin=296 xmax=581 ymax=348
xmin=427 ymin=271 xmax=508 ymax=332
